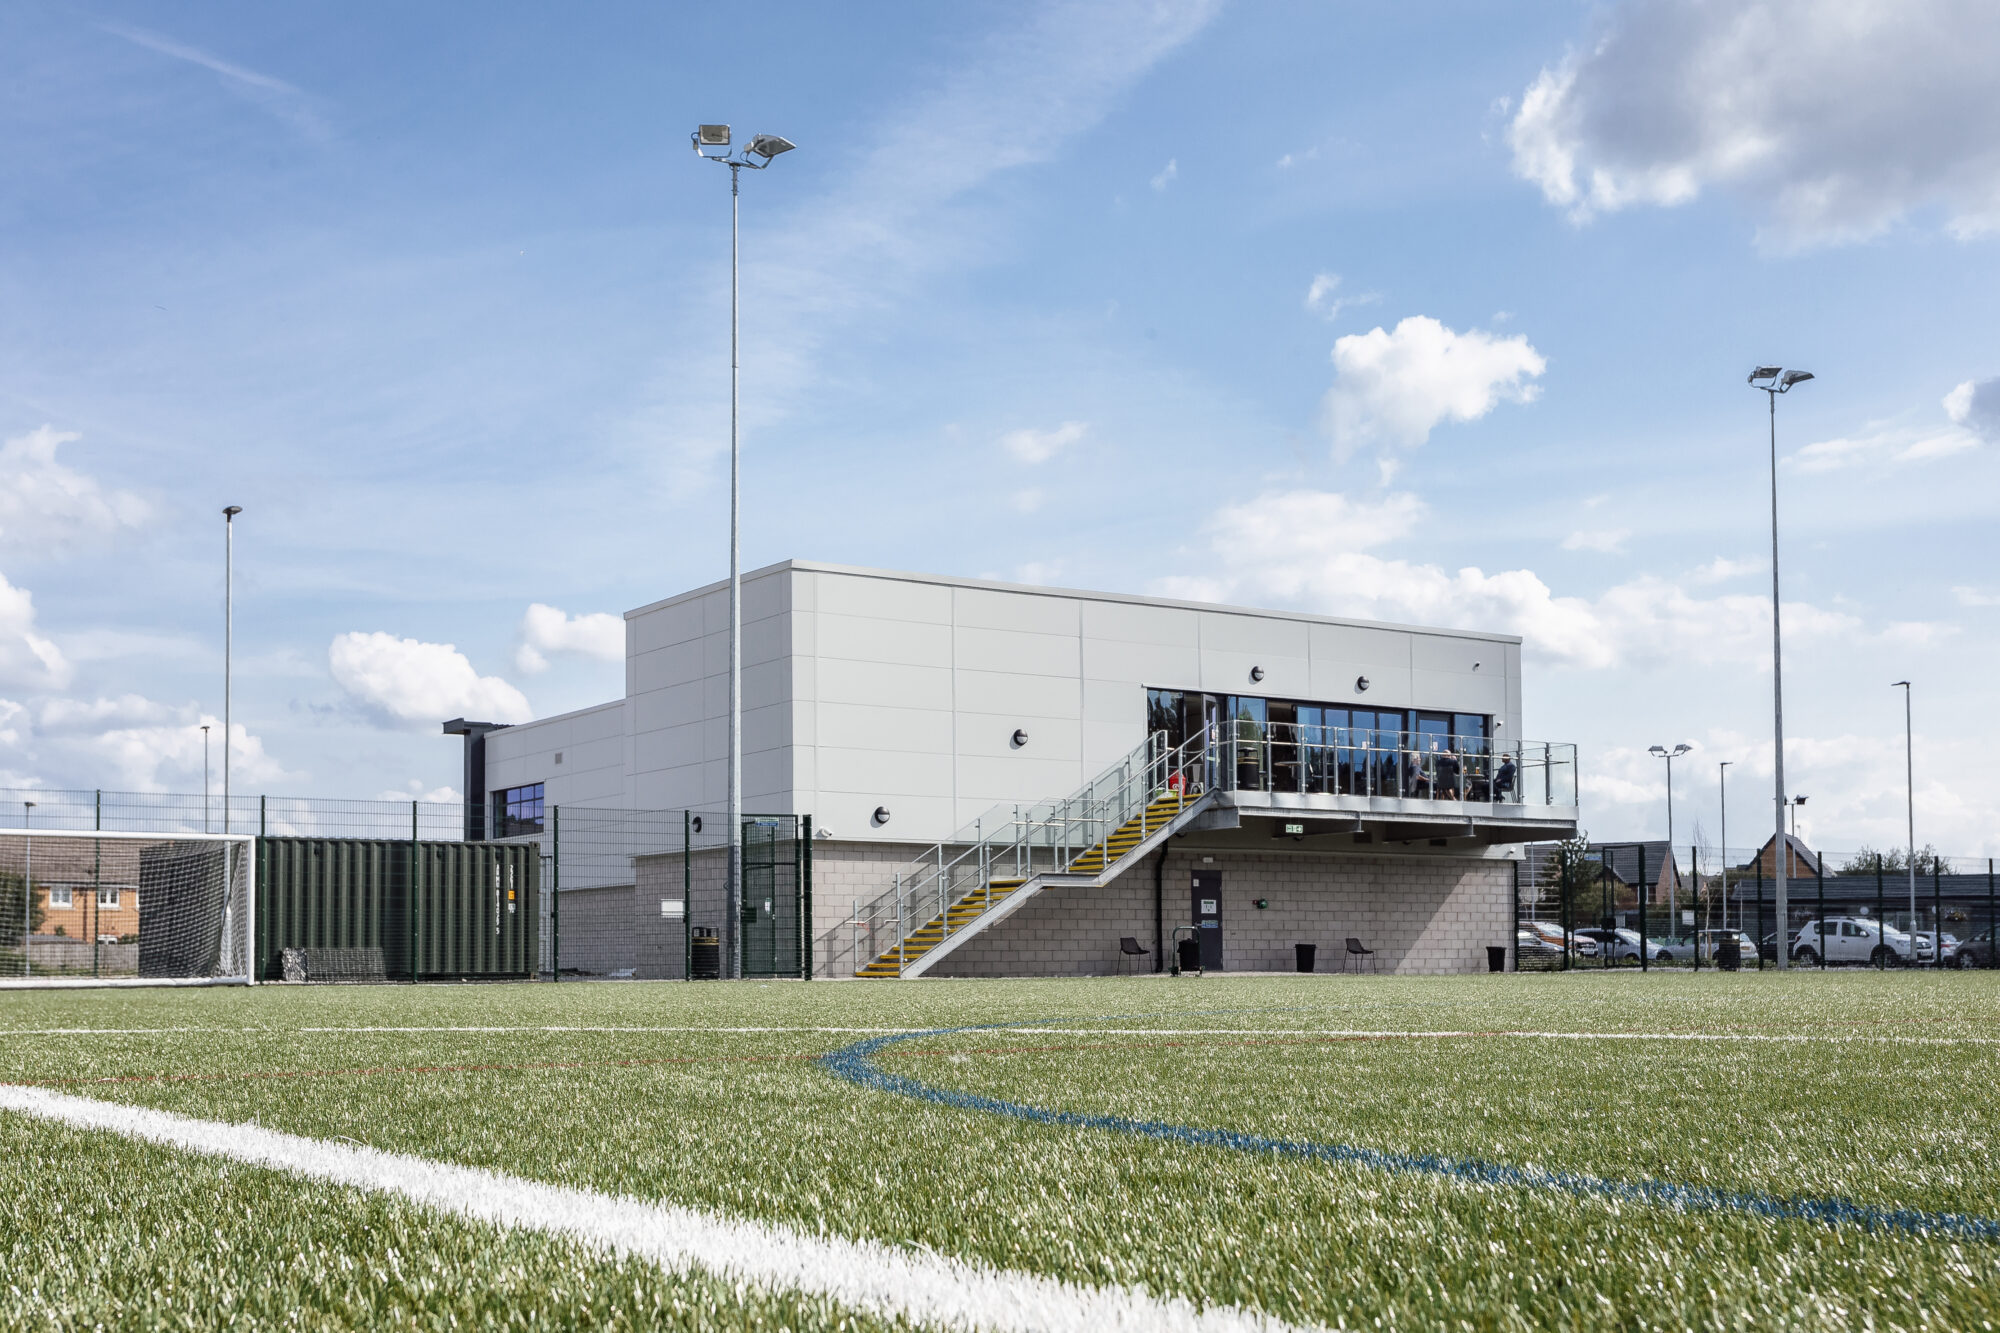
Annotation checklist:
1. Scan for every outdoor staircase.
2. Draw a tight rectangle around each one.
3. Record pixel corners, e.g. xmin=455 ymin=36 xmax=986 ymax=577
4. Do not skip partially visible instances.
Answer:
xmin=857 ymin=788 xmax=1196 ymax=978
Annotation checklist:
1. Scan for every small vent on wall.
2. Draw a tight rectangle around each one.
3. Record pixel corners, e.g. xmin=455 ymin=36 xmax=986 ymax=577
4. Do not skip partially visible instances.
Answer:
xmin=554 ymin=752 xmax=564 ymax=765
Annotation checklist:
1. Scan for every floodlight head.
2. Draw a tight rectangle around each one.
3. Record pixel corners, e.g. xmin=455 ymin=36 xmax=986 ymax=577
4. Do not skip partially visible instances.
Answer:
xmin=1649 ymin=745 xmax=1668 ymax=757
xmin=1893 ymin=679 xmax=1911 ymax=687
xmin=1673 ymin=743 xmax=1692 ymax=757
xmin=1779 ymin=369 xmax=1814 ymax=390
xmin=1749 ymin=366 xmax=1782 ymax=386
xmin=223 ymin=505 xmax=242 ymax=518
xmin=1794 ymin=795 xmax=1808 ymax=806
xmin=747 ymin=133 xmax=795 ymax=161
xmin=696 ymin=124 xmax=731 ymax=147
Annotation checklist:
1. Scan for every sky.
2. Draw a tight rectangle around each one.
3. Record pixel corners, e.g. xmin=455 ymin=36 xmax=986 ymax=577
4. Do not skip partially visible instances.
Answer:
xmin=3 ymin=0 xmax=1998 ymax=859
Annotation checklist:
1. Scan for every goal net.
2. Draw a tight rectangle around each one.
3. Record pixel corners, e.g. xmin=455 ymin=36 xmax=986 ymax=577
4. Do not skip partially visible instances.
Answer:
xmin=0 ymin=830 xmax=255 ymax=986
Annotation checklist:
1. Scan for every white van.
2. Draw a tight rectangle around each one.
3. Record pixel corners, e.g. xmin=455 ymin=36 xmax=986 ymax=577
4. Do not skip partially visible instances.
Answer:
xmin=1790 ymin=917 xmax=1932 ymax=966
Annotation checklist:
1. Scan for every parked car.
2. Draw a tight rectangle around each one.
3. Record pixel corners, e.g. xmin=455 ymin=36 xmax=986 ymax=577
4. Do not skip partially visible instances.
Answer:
xmin=1523 ymin=921 xmax=1599 ymax=958
xmin=1789 ymin=917 xmax=1932 ymax=966
xmin=1572 ymin=927 xmax=1674 ymax=964
xmin=1691 ymin=929 xmax=1760 ymax=965
xmin=1954 ymin=932 xmax=1996 ymax=969
xmin=1516 ymin=927 xmax=1564 ymax=965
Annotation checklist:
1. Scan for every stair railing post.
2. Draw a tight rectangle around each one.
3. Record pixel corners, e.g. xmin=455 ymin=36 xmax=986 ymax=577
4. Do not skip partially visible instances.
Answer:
xmin=894 ymin=872 xmax=904 ymax=977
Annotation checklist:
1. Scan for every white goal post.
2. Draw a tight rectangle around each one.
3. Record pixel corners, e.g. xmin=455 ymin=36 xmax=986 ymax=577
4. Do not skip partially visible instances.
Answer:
xmin=0 ymin=829 xmax=256 ymax=988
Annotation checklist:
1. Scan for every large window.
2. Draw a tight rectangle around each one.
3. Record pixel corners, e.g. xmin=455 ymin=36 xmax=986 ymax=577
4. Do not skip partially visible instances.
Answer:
xmin=494 ymin=783 xmax=545 ymax=838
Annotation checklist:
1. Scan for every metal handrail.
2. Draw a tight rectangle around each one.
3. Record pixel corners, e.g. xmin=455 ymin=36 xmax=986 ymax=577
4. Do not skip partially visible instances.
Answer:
xmin=1210 ymin=723 xmax=1576 ymax=808
xmin=827 ymin=726 xmax=1217 ymax=977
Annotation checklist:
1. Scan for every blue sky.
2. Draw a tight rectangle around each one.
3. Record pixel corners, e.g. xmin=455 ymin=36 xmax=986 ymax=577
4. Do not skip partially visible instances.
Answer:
xmin=3 ymin=0 xmax=1998 ymax=857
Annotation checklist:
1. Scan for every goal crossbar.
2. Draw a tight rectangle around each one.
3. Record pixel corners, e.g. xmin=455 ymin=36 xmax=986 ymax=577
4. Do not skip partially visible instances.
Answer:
xmin=0 ymin=829 xmax=256 ymax=989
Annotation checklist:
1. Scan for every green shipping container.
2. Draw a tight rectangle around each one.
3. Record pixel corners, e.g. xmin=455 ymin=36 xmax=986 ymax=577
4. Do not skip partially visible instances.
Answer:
xmin=256 ymin=837 xmax=539 ymax=982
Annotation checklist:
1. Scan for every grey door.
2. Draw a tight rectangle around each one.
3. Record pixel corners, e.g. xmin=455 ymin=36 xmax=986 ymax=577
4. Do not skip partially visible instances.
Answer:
xmin=1191 ymin=870 xmax=1223 ymax=970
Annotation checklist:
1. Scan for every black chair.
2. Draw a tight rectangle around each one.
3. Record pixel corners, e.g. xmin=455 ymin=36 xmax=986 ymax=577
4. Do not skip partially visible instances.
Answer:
xmin=1118 ymin=936 xmax=1150 ymax=974
xmin=1343 ymin=937 xmax=1377 ymax=973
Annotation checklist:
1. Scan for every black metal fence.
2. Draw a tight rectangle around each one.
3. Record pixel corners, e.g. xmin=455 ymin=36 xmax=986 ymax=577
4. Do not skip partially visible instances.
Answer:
xmin=1 ymin=788 xmax=812 ymax=982
xmin=1517 ymin=842 xmax=2000 ymax=972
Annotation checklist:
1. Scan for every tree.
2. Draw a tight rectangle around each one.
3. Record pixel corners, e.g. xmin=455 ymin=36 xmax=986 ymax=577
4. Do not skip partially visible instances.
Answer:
xmin=1839 ymin=844 xmax=1949 ymax=877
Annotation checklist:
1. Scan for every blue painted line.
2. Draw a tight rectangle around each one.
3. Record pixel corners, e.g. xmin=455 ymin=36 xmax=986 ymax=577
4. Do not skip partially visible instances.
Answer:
xmin=818 ymin=1022 xmax=2000 ymax=1244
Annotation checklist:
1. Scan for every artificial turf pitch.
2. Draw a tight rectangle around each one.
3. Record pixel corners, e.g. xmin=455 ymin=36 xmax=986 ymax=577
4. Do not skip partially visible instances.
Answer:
xmin=4 ymin=971 xmax=1999 ymax=1331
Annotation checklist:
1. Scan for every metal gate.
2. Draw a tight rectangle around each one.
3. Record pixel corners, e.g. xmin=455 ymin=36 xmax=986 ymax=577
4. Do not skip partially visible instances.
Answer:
xmin=740 ymin=817 xmax=804 ymax=978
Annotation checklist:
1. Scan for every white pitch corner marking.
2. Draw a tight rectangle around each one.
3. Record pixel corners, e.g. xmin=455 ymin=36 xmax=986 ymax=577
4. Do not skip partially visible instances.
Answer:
xmin=0 ymin=1085 xmax=1316 ymax=1333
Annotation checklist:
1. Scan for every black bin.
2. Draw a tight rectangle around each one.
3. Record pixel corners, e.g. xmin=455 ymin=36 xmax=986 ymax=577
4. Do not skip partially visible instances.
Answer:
xmin=1176 ymin=938 xmax=1201 ymax=974
xmin=1487 ymin=945 xmax=1507 ymax=973
xmin=1718 ymin=935 xmax=1741 ymax=971
xmin=1295 ymin=943 xmax=1316 ymax=973
xmin=691 ymin=929 xmax=721 ymax=980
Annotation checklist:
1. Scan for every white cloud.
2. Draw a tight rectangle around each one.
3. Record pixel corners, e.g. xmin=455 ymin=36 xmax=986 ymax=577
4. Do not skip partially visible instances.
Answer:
xmin=1954 ymin=586 xmax=2000 ymax=608
xmin=1010 ymin=489 xmax=1045 ymax=514
xmin=1303 ymin=273 xmax=1380 ymax=322
xmin=37 ymin=694 xmax=177 ymax=734
xmin=329 ymin=632 xmax=531 ymax=728
xmin=514 ymin=603 xmax=623 ymax=675
xmin=1562 ymin=528 xmax=1630 ymax=554
xmin=0 ymin=571 xmax=70 ymax=690
xmin=85 ymin=718 xmax=284 ymax=792
xmin=1944 ymin=376 xmax=2000 ymax=439
xmin=999 ymin=421 xmax=1088 ymax=465
xmin=0 ymin=427 xmax=148 ymax=554
xmin=1691 ymin=556 xmax=1757 ymax=584
xmin=1156 ymin=488 xmax=1918 ymax=670
xmin=1320 ymin=316 xmax=1545 ymax=458
xmin=1150 ymin=158 xmax=1178 ymax=191
xmin=1508 ymin=0 xmax=2000 ymax=247
xmin=376 ymin=781 xmax=463 ymax=804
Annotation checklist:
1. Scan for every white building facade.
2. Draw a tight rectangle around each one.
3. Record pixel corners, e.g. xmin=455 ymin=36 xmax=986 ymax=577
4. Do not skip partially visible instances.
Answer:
xmin=458 ymin=561 xmax=1578 ymax=979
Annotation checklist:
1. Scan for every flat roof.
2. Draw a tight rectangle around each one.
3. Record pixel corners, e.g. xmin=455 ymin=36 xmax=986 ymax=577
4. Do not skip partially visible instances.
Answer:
xmin=623 ymin=559 xmax=1522 ymax=646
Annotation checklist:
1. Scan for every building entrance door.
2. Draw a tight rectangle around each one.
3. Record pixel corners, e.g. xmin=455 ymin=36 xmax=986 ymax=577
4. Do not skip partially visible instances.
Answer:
xmin=1191 ymin=870 xmax=1223 ymax=970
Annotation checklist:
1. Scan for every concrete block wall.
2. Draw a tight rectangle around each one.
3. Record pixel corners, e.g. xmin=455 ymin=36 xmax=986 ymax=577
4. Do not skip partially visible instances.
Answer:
xmin=550 ymin=883 xmax=636 ymax=976
xmin=928 ymin=847 xmax=1515 ymax=977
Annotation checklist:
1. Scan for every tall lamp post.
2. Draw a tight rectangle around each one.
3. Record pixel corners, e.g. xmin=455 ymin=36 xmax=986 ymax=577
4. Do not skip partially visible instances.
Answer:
xmin=223 ymin=506 xmax=242 ymax=835
xmin=202 ymin=724 xmax=212 ymax=833
xmin=1649 ymin=743 xmax=1691 ymax=935
xmin=1748 ymin=366 xmax=1812 ymax=967
xmin=1787 ymin=794 xmax=1807 ymax=838
xmin=692 ymin=125 xmax=796 ymax=980
xmin=1894 ymin=680 xmax=1917 ymax=963
xmin=1718 ymin=760 xmax=1732 ymax=932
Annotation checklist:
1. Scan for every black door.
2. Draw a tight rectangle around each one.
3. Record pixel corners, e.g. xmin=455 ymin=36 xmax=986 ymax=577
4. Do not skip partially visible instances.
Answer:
xmin=1192 ymin=870 xmax=1223 ymax=970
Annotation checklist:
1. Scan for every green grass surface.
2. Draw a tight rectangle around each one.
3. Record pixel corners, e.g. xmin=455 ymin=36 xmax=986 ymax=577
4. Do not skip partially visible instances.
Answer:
xmin=4 ymin=971 xmax=1999 ymax=1330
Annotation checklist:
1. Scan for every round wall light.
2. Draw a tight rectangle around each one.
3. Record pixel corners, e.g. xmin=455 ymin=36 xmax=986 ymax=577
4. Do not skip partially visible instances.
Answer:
xmin=872 ymin=806 xmax=891 ymax=826
xmin=1012 ymin=728 xmax=1029 ymax=748
xmin=1248 ymin=665 xmax=1265 ymax=683
xmin=1355 ymin=675 xmax=1371 ymax=692
xmin=691 ymin=815 xmax=704 ymax=833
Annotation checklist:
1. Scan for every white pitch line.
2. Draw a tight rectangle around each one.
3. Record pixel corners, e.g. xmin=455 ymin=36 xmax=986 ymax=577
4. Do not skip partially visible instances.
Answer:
xmin=0 ymin=1087 xmax=1309 ymax=1333
xmin=0 ymin=1026 xmax=924 ymax=1037
xmin=1013 ymin=1027 xmax=2000 ymax=1046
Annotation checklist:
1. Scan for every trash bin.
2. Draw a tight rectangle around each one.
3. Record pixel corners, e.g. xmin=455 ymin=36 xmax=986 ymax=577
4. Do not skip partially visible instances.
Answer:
xmin=1487 ymin=945 xmax=1507 ymax=973
xmin=1295 ymin=943 xmax=1316 ymax=973
xmin=691 ymin=929 xmax=721 ymax=980
xmin=1176 ymin=938 xmax=1201 ymax=974
xmin=1718 ymin=934 xmax=1741 ymax=971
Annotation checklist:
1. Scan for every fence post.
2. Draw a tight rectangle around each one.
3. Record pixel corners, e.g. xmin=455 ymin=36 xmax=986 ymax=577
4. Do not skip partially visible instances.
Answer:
xmin=1691 ymin=843 xmax=1700 ymax=973
xmin=93 ymin=791 xmax=101 ymax=978
xmin=801 ymin=815 xmax=812 ymax=982
xmin=1876 ymin=854 xmax=1886 ymax=968
xmin=1816 ymin=851 xmax=1825 ymax=970
xmin=1989 ymin=858 xmax=1996 ymax=971
xmin=1509 ymin=859 xmax=1518 ymax=972
xmin=410 ymin=800 xmax=420 ymax=982
xmin=682 ymin=811 xmax=692 ymax=981
xmin=1638 ymin=844 xmax=1649 ymax=972
xmin=1757 ymin=858 xmax=1765 ymax=969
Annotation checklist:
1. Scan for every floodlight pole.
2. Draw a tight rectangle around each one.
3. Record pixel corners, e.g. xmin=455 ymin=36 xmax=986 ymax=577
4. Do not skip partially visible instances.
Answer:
xmin=1750 ymin=368 xmax=1810 ymax=968
xmin=202 ymin=724 xmax=212 ymax=833
xmin=1895 ymin=680 xmax=1916 ymax=964
xmin=223 ymin=506 xmax=242 ymax=836
xmin=694 ymin=127 xmax=794 ymax=981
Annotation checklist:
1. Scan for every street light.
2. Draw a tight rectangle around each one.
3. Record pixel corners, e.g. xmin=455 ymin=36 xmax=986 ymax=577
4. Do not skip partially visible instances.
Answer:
xmin=223 ymin=506 xmax=242 ymax=835
xmin=692 ymin=123 xmax=797 ymax=980
xmin=1894 ymin=680 xmax=1917 ymax=964
xmin=1649 ymin=743 xmax=1692 ymax=933
xmin=1749 ymin=365 xmax=1812 ymax=967
xmin=1787 ymin=794 xmax=1807 ymax=838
